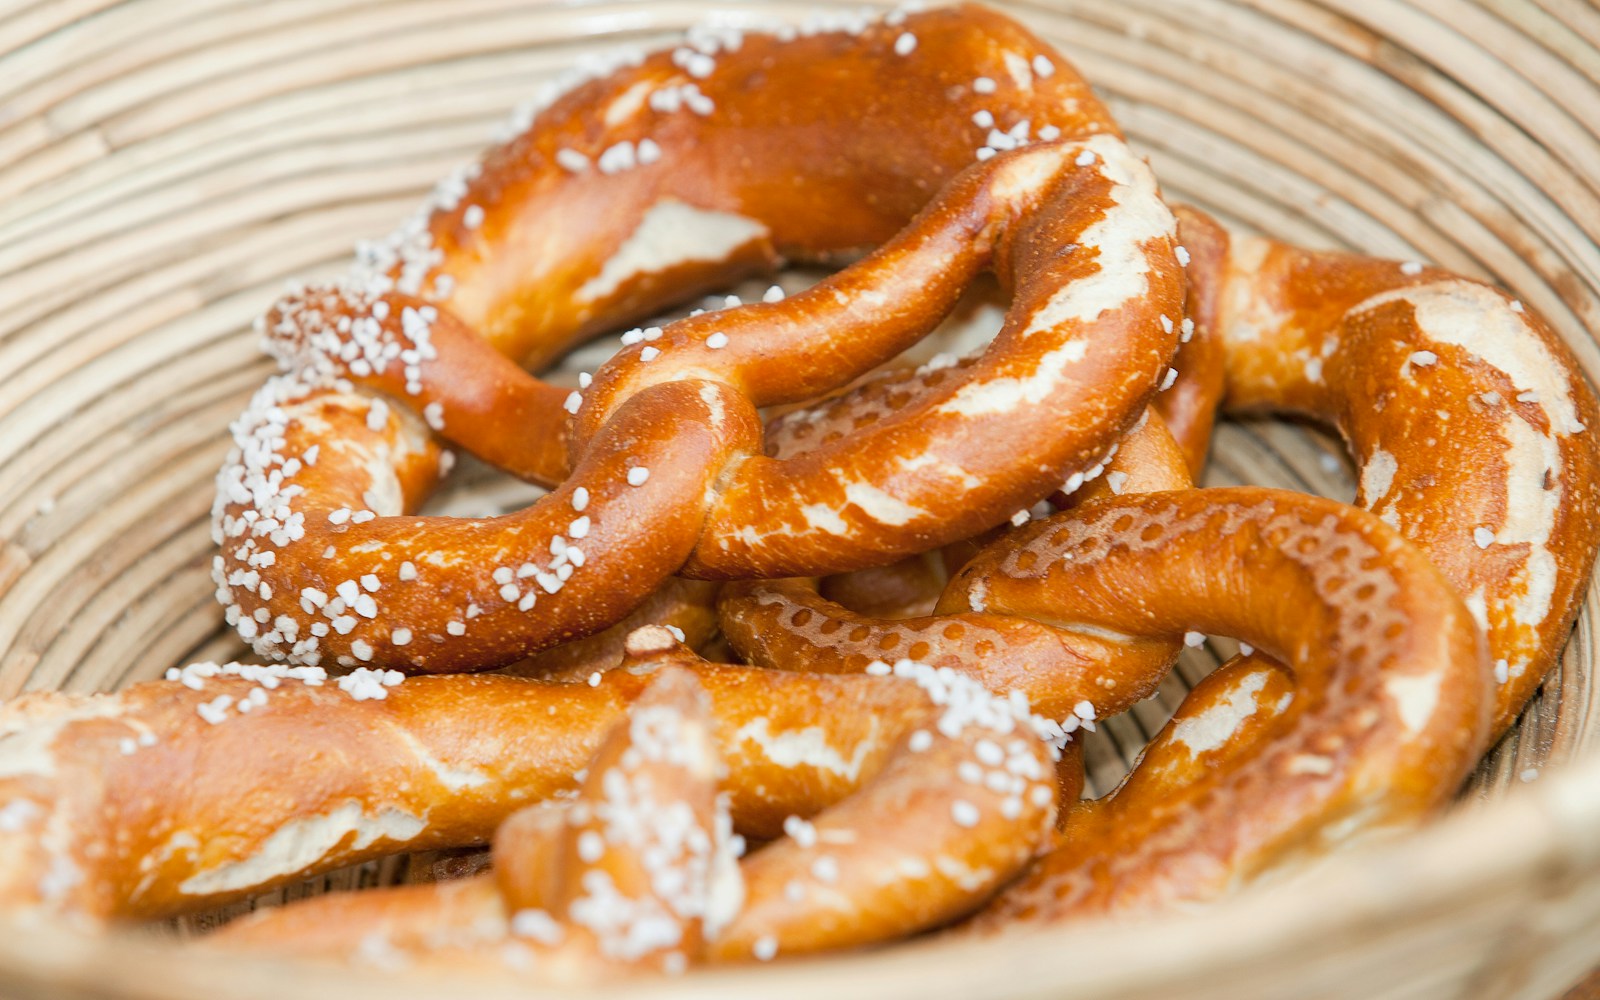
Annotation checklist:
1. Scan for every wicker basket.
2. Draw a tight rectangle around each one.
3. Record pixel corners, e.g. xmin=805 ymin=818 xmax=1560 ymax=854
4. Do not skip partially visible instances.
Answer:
xmin=2 ymin=0 xmax=1599 ymax=996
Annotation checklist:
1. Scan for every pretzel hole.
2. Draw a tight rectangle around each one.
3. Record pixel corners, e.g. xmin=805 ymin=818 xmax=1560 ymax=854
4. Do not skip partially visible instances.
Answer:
xmin=943 ymin=624 xmax=967 ymax=640
xmin=819 ymin=619 xmax=842 ymax=636
xmin=1016 ymin=551 xmax=1039 ymax=571
xmin=849 ymin=626 xmax=872 ymax=643
xmin=1354 ymin=582 xmax=1377 ymax=601
xmin=877 ymin=634 xmax=901 ymax=651
xmin=791 ymin=609 xmax=814 ymax=628
xmin=907 ymin=642 xmax=931 ymax=660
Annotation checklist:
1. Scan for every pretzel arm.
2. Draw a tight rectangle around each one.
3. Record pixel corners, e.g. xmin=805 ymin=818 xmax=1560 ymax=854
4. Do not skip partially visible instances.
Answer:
xmin=216 ymin=378 xmax=760 ymax=672
xmin=213 ymin=668 xmax=733 ymax=979
xmin=669 ymin=138 xmax=1183 ymax=576
xmin=1155 ymin=205 xmax=1230 ymax=476
xmin=1 ymin=640 xmax=1056 ymax=938
xmin=1093 ymin=655 xmax=1294 ymax=810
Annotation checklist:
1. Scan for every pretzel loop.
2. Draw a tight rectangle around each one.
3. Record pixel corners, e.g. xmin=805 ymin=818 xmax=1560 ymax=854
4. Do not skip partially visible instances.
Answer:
xmin=575 ymin=134 xmax=1183 ymax=577
xmin=957 ymin=486 xmax=1490 ymax=923
xmin=1178 ymin=206 xmax=1600 ymax=736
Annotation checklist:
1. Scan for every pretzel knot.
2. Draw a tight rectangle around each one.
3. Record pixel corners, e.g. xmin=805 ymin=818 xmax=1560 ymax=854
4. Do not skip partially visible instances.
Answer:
xmin=213 ymin=6 xmax=1186 ymax=673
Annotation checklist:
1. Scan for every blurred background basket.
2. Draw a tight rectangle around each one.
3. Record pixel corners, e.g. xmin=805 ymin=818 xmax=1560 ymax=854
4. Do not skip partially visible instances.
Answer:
xmin=2 ymin=0 xmax=1600 ymax=997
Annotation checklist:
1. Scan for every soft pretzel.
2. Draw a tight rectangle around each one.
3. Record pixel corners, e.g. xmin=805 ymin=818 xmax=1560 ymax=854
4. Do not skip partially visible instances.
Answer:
xmin=1177 ymin=206 xmax=1600 ymax=736
xmin=211 ymin=666 xmax=736 ymax=978
xmin=0 ymin=630 xmax=1059 ymax=957
xmin=218 ymin=5 xmax=1187 ymax=674
xmin=946 ymin=485 xmax=1489 ymax=923
xmin=719 ymin=407 xmax=1194 ymax=721
xmin=209 ymin=644 xmax=1063 ymax=970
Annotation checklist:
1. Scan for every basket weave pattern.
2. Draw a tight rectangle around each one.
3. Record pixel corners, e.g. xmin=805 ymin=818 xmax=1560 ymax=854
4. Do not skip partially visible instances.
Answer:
xmin=1 ymin=1 xmax=1599 ymax=997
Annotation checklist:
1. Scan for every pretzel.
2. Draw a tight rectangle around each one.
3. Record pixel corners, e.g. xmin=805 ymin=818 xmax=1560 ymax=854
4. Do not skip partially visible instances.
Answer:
xmin=212 ymin=666 xmax=735 ymax=978
xmin=1176 ymin=206 xmax=1600 ymax=736
xmin=0 ymin=629 xmax=1060 ymax=959
xmin=217 ymin=4 xmax=1186 ymax=674
xmin=207 ymin=646 xmax=1061 ymax=970
xmin=719 ymin=407 xmax=1195 ymax=721
xmin=936 ymin=485 xmax=1491 ymax=924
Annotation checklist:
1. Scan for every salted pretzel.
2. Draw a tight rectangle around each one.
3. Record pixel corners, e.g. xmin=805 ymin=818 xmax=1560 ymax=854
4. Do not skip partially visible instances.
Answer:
xmin=931 ymin=485 xmax=1491 ymax=924
xmin=721 ymin=405 xmax=1195 ymax=721
xmin=1176 ymin=206 xmax=1600 ymax=736
xmin=0 ymin=628 xmax=1059 ymax=959
xmin=212 ymin=666 xmax=737 ymax=978
xmin=217 ymin=4 xmax=1187 ymax=674
xmin=208 ymin=648 xmax=1060 ymax=970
